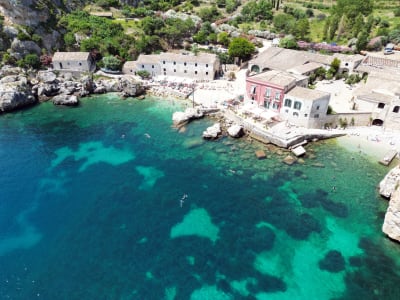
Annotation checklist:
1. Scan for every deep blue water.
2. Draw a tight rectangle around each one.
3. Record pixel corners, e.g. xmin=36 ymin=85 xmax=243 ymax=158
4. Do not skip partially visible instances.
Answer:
xmin=0 ymin=94 xmax=399 ymax=300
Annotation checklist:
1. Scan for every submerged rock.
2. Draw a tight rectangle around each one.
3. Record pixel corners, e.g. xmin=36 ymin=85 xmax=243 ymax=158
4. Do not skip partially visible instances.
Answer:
xmin=283 ymin=155 xmax=296 ymax=165
xmin=319 ymin=250 xmax=345 ymax=273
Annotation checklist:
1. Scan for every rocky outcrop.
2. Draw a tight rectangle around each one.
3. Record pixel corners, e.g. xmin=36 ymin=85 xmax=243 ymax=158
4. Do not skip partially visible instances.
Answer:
xmin=10 ymin=39 xmax=41 ymax=60
xmin=172 ymin=107 xmax=204 ymax=126
xmin=203 ymin=123 xmax=221 ymax=139
xmin=227 ymin=124 xmax=244 ymax=138
xmin=382 ymin=188 xmax=400 ymax=242
xmin=379 ymin=165 xmax=400 ymax=198
xmin=0 ymin=75 xmax=36 ymax=112
xmin=52 ymin=95 xmax=79 ymax=106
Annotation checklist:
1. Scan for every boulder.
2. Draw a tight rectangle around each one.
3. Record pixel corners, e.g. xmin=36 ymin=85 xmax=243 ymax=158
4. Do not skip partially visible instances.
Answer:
xmin=37 ymin=71 xmax=57 ymax=84
xmin=382 ymin=188 xmax=400 ymax=242
xmin=202 ymin=123 xmax=221 ymax=139
xmin=379 ymin=165 xmax=400 ymax=198
xmin=10 ymin=39 xmax=41 ymax=60
xmin=172 ymin=107 xmax=204 ymax=126
xmin=0 ymin=75 xmax=36 ymax=112
xmin=52 ymin=95 xmax=79 ymax=106
xmin=227 ymin=124 xmax=244 ymax=138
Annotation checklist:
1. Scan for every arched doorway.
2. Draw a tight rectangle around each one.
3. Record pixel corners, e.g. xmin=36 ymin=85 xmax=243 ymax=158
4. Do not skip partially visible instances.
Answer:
xmin=372 ymin=119 xmax=383 ymax=126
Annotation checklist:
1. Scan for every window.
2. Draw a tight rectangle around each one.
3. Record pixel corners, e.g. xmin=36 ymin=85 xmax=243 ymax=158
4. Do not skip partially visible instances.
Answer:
xmin=293 ymin=112 xmax=299 ymax=117
xmin=304 ymin=114 xmax=308 ymax=117
xmin=264 ymin=101 xmax=270 ymax=109
xmin=393 ymin=106 xmax=399 ymax=113
xmin=195 ymin=71 xmax=197 ymax=75
xmin=314 ymin=114 xmax=319 ymax=118
xmin=164 ymin=72 xmax=166 ymax=75
xmin=163 ymin=61 xmax=165 ymax=64
xmin=250 ymin=85 xmax=256 ymax=94
xmin=272 ymin=102 xmax=279 ymax=110
xmin=174 ymin=69 xmax=176 ymax=72
xmin=195 ymin=63 xmax=197 ymax=67
xmin=265 ymin=88 xmax=271 ymax=98
xmin=152 ymin=65 xmax=154 ymax=69
xmin=174 ymin=61 xmax=176 ymax=65
xmin=163 ymin=68 xmax=166 ymax=71
xmin=206 ymin=64 xmax=208 ymax=67
xmin=285 ymin=109 xmax=289 ymax=113
xmin=184 ymin=70 xmax=187 ymax=73
xmin=184 ymin=62 xmax=187 ymax=66
xmin=206 ymin=71 xmax=208 ymax=75
xmin=142 ymin=65 xmax=144 ymax=68
xmin=378 ymin=102 xmax=385 ymax=109
xmin=284 ymin=99 xmax=292 ymax=107
xmin=275 ymin=92 xmax=280 ymax=100
xmin=316 ymin=105 xmax=320 ymax=110
xmin=294 ymin=101 xmax=302 ymax=110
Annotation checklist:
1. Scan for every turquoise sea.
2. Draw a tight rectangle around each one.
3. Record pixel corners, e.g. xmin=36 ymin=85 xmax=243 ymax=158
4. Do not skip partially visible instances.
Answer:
xmin=0 ymin=94 xmax=399 ymax=300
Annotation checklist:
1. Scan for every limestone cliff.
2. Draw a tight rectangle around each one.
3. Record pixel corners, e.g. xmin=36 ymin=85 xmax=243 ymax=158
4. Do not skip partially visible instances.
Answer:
xmin=382 ymin=187 xmax=400 ymax=242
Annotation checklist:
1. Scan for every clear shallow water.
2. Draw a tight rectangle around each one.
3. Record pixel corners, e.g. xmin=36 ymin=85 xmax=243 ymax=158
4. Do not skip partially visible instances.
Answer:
xmin=0 ymin=95 xmax=399 ymax=300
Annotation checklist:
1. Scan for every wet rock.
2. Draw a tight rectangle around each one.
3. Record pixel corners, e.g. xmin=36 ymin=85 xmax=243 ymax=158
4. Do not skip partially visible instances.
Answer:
xmin=52 ymin=94 xmax=79 ymax=106
xmin=283 ymin=155 xmax=296 ymax=165
xmin=227 ymin=124 xmax=244 ymax=138
xmin=172 ymin=107 xmax=204 ymax=126
xmin=203 ymin=123 xmax=221 ymax=139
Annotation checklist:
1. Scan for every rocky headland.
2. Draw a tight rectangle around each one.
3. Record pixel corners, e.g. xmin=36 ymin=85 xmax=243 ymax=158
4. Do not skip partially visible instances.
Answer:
xmin=0 ymin=67 xmax=145 ymax=112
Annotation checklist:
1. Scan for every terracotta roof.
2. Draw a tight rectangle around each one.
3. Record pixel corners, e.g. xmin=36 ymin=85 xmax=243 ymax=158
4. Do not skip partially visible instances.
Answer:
xmin=287 ymin=86 xmax=330 ymax=101
xmin=53 ymin=52 xmax=91 ymax=61
xmin=123 ymin=61 xmax=137 ymax=68
xmin=248 ymin=70 xmax=306 ymax=87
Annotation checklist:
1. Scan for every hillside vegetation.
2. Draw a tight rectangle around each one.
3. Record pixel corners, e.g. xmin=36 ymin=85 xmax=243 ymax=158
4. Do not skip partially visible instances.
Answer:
xmin=1 ymin=0 xmax=400 ymax=69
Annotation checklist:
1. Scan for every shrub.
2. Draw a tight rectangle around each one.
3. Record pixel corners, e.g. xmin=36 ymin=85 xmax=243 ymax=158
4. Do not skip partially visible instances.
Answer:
xmin=395 ymin=8 xmax=400 ymax=17
xmin=23 ymin=54 xmax=40 ymax=69
xmin=136 ymin=70 xmax=150 ymax=79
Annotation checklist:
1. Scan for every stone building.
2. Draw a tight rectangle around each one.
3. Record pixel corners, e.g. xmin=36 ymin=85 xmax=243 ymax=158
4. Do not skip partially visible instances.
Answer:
xmin=52 ymin=52 xmax=96 ymax=73
xmin=281 ymin=86 xmax=331 ymax=128
xmin=123 ymin=52 xmax=220 ymax=81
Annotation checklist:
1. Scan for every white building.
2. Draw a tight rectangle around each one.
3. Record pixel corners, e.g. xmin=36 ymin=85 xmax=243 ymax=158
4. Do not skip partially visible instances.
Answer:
xmin=123 ymin=52 xmax=220 ymax=81
xmin=281 ymin=86 xmax=331 ymax=128
xmin=52 ymin=52 xmax=96 ymax=73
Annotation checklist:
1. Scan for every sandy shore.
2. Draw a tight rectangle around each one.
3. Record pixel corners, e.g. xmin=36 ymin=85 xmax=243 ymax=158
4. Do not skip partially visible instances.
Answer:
xmin=336 ymin=126 xmax=400 ymax=161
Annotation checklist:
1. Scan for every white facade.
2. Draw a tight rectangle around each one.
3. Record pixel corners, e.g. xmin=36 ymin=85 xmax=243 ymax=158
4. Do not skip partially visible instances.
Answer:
xmin=52 ymin=52 xmax=96 ymax=73
xmin=281 ymin=86 xmax=330 ymax=128
xmin=123 ymin=52 xmax=220 ymax=81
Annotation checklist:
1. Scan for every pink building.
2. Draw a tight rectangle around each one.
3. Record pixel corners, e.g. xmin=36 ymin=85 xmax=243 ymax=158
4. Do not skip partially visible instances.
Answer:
xmin=246 ymin=70 xmax=308 ymax=112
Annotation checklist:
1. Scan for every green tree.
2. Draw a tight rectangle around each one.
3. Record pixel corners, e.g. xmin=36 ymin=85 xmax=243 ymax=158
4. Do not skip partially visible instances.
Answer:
xmin=198 ymin=6 xmax=221 ymax=22
xmin=102 ymin=55 xmax=122 ymax=71
xmin=292 ymin=18 xmax=310 ymax=40
xmin=356 ymin=30 xmax=369 ymax=52
xmin=273 ymin=14 xmax=295 ymax=33
xmin=217 ymin=32 xmax=230 ymax=47
xmin=279 ymin=36 xmax=298 ymax=49
xmin=23 ymin=54 xmax=40 ymax=69
xmin=141 ymin=16 xmax=164 ymax=36
xmin=352 ymin=14 xmax=364 ymax=38
xmin=228 ymin=37 xmax=255 ymax=61
xmin=329 ymin=58 xmax=341 ymax=74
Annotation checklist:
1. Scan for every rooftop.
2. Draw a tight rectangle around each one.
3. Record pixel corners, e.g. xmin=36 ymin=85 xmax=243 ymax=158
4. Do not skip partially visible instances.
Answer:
xmin=287 ymin=62 xmax=323 ymax=75
xmin=287 ymin=86 xmax=330 ymax=101
xmin=53 ymin=52 xmax=91 ymax=61
xmin=159 ymin=52 xmax=218 ymax=64
xmin=136 ymin=54 xmax=160 ymax=64
xmin=248 ymin=70 xmax=306 ymax=87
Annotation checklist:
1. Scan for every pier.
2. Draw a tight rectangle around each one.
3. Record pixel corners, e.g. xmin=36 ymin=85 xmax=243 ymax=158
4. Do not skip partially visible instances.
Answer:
xmin=379 ymin=150 xmax=398 ymax=166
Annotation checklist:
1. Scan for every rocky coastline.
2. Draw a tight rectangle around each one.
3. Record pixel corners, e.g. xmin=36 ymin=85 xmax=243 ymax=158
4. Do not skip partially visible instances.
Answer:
xmin=0 ymin=67 xmax=145 ymax=112
xmin=380 ymin=165 xmax=400 ymax=243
